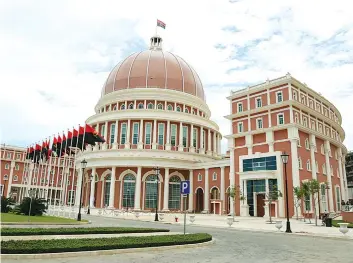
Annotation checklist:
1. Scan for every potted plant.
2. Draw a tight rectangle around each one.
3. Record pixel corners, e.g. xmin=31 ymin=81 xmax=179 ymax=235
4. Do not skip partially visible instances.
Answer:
xmin=338 ymin=223 xmax=350 ymax=235
xmin=227 ymin=216 xmax=233 ymax=227
xmin=189 ymin=215 xmax=195 ymax=223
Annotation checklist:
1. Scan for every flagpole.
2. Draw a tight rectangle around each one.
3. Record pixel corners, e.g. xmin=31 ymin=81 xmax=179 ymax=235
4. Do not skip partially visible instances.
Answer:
xmin=54 ymin=133 xmax=63 ymax=211
xmin=63 ymin=129 xmax=71 ymax=206
xmin=19 ymin=146 xmax=29 ymax=203
xmin=45 ymin=137 xmax=51 ymax=204
xmin=70 ymin=125 xmax=80 ymax=208
xmin=66 ymin=126 xmax=74 ymax=206
xmin=48 ymin=134 xmax=55 ymax=207
xmin=58 ymin=131 xmax=66 ymax=206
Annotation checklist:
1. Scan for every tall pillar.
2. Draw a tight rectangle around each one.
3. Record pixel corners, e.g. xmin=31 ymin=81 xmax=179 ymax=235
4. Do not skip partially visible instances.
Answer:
xmin=152 ymin=119 xmax=157 ymax=149
xmin=220 ymin=167 xmax=225 ymax=213
xmin=104 ymin=121 xmax=108 ymax=142
xmin=229 ymin=143 xmax=235 ymax=216
xmin=190 ymin=124 xmax=195 ymax=152
xmin=109 ymin=167 xmax=116 ymax=208
xmin=207 ymin=129 xmax=212 ymax=155
xmin=90 ymin=168 xmax=96 ymax=207
xmin=309 ymin=134 xmax=317 ymax=179
xmin=163 ymin=168 xmax=169 ymax=211
xmin=188 ymin=169 xmax=194 ymax=211
xmin=342 ymin=158 xmax=349 ymax=199
xmin=134 ymin=167 xmax=142 ymax=210
xmin=178 ymin=122 xmax=184 ymax=151
xmin=166 ymin=121 xmax=171 ymax=150
xmin=138 ymin=119 xmax=144 ymax=149
xmin=213 ymin=132 xmax=217 ymax=155
xmin=203 ymin=168 xmax=209 ymax=213
xmin=337 ymin=149 xmax=346 ymax=201
xmin=200 ymin=126 xmax=205 ymax=154
xmin=125 ymin=119 xmax=131 ymax=149
xmin=266 ymin=131 xmax=274 ymax=152
xmin=324 ymin=140 xmax=334 ymax=212
xmin=74 ymin=168 xmax=82 ymax=206
xmin=114 ymin=120 xmax=118 ymax=145
xmin=6 ymin=161 xmax=15 ymax=197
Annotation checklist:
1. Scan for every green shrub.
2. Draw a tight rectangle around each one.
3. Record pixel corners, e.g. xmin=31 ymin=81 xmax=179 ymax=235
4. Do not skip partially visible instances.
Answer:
xmin=1 ymin=227 xmax=170 ymax=236
xmin=15 ymin=197 xmax=46 ymax=216
xmin=1 ymin=196 xmax=15 ymax=213
xmin=1 ymin=233 xmax=212 ymax=254
xmin=332 ymin=220 xmax=353 ymax=228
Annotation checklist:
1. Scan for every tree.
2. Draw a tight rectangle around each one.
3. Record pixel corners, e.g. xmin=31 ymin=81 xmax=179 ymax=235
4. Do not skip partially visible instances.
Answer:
xmin=301 ymin=181 xmax=311 ymax=223
xmin=1 ymin=196 xmax=15 ymax=213
xmin=227 ymin=185 xmax=246 ymax=221
xmin=265 ymin=184 xmax=282 ymax=223
xmin=15 ymin=197 xmax=47 ymax=216
xmin=308 ymin=179 xmax=320 ymax=226
xmin=293 ymin=186 xmax=304 ymax=220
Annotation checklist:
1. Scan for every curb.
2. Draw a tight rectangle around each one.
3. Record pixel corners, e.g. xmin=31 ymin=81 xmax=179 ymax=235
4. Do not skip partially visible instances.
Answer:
xmin=1 ymin=221 xmax=90 ymax=226
xmin=1 ymin=238 xmax=215 ymax=259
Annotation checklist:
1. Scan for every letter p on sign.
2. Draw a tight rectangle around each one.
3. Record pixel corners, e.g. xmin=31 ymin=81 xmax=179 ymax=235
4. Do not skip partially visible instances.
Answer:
xmin=180 ymin=181 xmax=190 ymax=195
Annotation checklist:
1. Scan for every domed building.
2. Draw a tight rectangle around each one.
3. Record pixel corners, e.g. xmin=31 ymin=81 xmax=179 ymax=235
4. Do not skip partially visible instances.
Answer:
xmin=77 ymin=35 xmax=231 ymax=214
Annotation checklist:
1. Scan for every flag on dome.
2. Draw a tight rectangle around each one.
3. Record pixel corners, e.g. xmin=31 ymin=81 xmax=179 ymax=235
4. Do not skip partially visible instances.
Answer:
xmin=157 ymin=19 xmax=166 ymax=29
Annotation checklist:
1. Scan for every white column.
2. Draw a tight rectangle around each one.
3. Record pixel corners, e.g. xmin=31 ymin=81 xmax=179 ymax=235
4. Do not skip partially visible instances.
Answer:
xmin=203 ymin=168 xmax=209 ymax=213
xmin=207 ymin=129 xmax=212 ymax=155
xmin=166 ymin=120 xmax=171 ymax=150
xmin=324 ymin=140 xmax=334 ymax=212
xmin=200 ymin=126 xmax=205 ymax=154
xmin=266 ymin=131 xmax=274 ymax=152
xmin=220 ymin=167 xmax=225 ymax=213
xmin=218 ymin=136 xmax=221 ymax=155
xmin=104 ymin=121 xmax=108 ymax=143
xmin=163 ymin=168 xmax=169 ymax=211
xmin=342 ymin=158 xmax=349 ymax=199
xmin=178 ymin=122 xmax=183 ymax=151
xmin=213 ymin=132 xmax=217 ymax=155
xmin=125 ymin=119 xmax=131 ymax=149
xmin=134 ymin=167 xmax=142 ymax=210
xmin=6 ymin=161 xmax=15 ymax=197
xmin=109 ymin=167 xmax=116 ymax=208
xmin=138 ymin=119 xmax=144 ymax=149
xmin=229 ymin=143 xmax=235 ymax=216
xmin=152 ymin=119 xmax=157 ymax=149
xmin=74 ymin=168 xmax=82 ymax=206
xmin=188 ymin=169 xmax=193 ymax=211
xmin=190 ymin=124 xmax=195 ymax=152
xmin=90 ymin=168 xmax=96 ymax=207
xmin=309 ymin=135 xmax=317 ymax=179
xmin=337 ymin=148 xmax=346 ymax=201
xmin=113 ymin=120 xmax=118 ymax=145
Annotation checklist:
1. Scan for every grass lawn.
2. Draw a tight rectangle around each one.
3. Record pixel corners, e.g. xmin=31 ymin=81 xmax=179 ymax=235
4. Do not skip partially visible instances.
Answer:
xmin=332 ymin=220 xmax=353 ymax=228
xmin=1 ymin=213 xmax=87 ymax=223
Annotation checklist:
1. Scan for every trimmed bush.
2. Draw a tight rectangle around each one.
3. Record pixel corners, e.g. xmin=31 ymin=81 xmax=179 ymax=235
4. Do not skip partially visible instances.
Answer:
xmin=1 ymin=227 xmax=170 ymax=236
xmin=15 ymin=197 xmax=46 ymax=216
xmin=332 ymin=220 xmax=353 ymax=228
xmin=1 ymin=197 xmax=15 ymax=213
xmin=1 ymin=233 xmax=212 ymax=254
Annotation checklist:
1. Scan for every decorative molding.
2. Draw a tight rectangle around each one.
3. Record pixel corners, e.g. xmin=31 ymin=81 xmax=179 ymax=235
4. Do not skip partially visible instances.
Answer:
xmin=118 ymin=169 xmax=137 ymax=181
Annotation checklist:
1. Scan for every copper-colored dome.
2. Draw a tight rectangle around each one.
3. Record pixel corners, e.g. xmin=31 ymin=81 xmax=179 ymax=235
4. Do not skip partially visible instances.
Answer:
xmin=102 ymin=37 xmax=205 ymax=101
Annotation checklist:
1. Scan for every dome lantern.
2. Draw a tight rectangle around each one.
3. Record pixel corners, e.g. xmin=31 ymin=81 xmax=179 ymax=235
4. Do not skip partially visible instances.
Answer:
xmin=150 ymin=35 xmax=163 ymax=50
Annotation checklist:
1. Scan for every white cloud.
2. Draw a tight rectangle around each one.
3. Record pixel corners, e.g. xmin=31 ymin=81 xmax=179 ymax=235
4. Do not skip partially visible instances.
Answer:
xmin=0 ymin=0 xmax=352 ymax=153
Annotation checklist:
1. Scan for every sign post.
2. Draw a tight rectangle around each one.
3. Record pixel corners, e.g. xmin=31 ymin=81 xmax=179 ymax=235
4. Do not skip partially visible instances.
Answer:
xmin=180 ymin=181 xmax=190 ymax=235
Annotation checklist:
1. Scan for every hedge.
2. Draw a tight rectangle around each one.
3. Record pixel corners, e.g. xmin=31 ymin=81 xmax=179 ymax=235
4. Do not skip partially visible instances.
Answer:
xmin=1 ymin=227 xmax=170 ymax=236
xmin=332 ymin=220 xmax=353 ymax=228
xmin=1 ymin=233 xmax=212 ymax=254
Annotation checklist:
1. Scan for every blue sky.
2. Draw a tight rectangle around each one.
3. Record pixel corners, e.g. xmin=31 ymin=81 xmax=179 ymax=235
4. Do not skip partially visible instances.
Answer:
xmin=0 ymin=0 xmax=352 ymax=153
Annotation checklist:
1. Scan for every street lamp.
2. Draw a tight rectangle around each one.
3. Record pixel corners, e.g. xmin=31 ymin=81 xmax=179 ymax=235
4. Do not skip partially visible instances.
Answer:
xmin=27 ymin=189 xmax=36 ymax=222
xmin=87 ymin=174 xmax=93 ymax=215
xmin=281 ymin=152 xmax=292 ymax=233
xmin=77 ymin=159 xmax=87 ymax=221
xmin=154 ymin=167 xmax=160 ymax=222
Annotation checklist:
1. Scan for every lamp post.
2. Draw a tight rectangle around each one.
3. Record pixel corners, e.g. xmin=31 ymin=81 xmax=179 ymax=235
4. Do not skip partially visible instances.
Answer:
xmin=87 ymin=174 xmax=93 ymax=215
xmin=280 ymin=152 xmax=292 ymax=233
xmin=154 ymin=167 xmax=160 ymax=222
xmin=27 ymin=189 xmax=36 ymax=222
xmin=77 ymin=159 xmax=87 ymax=221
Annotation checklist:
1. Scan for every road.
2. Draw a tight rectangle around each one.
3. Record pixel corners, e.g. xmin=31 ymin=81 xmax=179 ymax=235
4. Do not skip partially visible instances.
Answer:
xmin=3 ymin=215 xmax=353 ymax=263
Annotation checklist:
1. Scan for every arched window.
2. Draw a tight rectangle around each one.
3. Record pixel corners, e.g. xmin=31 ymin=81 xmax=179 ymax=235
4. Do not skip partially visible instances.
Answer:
xmin=306 ymin=160 xmax=311 ymax=171
xmin=157 ymin=103 xmax=163 ymax=110
xmin=305 ymin=139 xmax=309 ymax=150
xmin=167 ymin=104 xmax=173 ymax=111
xmin=322 ymin=164 xmax=327 ymax=175
xmin=169 ymin=176 xmax=181 ymax=209
xmin=138 ymin=103 xmax=144 ymax=109
xmin=184 ymin=108 xmax=189 ymax=113
xmin=176 ymin=106 xmax=181 ymax=112
xmin=113 ymin=105 xmax=117 ymax=111
xmin=5 ymin=164 xmax=9 ymax=169
xmin=3 ymin=174 xmax=8 ymax=180
xmin=123 ymin=174 xmax=135 ymax=208
xmin=211 ymin=187 xmax=220 ymax=200
xmin=15 ymin=164 xmax=19 ymax=170
xmin=120 ymin=104 xmax=125 ymax=110
xmin=145 ymin=174 xmax=158 ymax=209
xmin=103 ymin=174 xmax=111 ymax=207
xmin=147 ymin=103 xmax=154 ymax=109
xmin=128 ymin=103 xmax=134 ymax=109
xmin=298 ymin=157 xmax=302 ymax=169
xmin=13 ymin=175 xmax=18 ymax=181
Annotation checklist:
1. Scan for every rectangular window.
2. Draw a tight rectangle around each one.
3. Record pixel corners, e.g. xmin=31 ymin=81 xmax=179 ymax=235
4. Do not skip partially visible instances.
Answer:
xmin=198 ymin=174 xmax=202 ymax=181
xmin=145 ymin=123 xmax=152 ymax=145
xmin=277 ymin=114 xmax=284 ymax=125
xmin=276 ymin=91 xmax=283 ymax=103
xmin=256 ymin=118 xmax=263 ymax=129
xmin=120 ymin=123 xmax=127 ymax=145
xmin=320 ymin=184 xmax=327 ymax=212
xmin=193 ymin=128 xmax=197 ymax=148
xmin=202 ymin=130 xmax=206 ymax=149
xmin=256 ymin=98 xmax=262 ymax=108
xmin=336 ymin=187 xmax=341 ymax=211
xmin=16 ymin=154 xmax=21 ymax=160
xmin=238 ymin=102 xmax=243 ymax=113
xmin=132 ymin=123 xmax=139 ymax=144
xmin=243 ymin=156 xmax=277 ymax=172
xmin=158 ymin=123 xmax=165 ymax=145
xmin=182 ymin=126 xmax=188 ymax=147
xmin=110 ymin=123 xmax=115 ymax=144
xmin=100 ymin=124 xmax=105 ymax=138
xmin=305 ymin=195 xmax=311 ymax=211
xmin=238 ymin=122 xmax=243 ymax=133
xmin=171 ymin=124 xmax=177 ymax=146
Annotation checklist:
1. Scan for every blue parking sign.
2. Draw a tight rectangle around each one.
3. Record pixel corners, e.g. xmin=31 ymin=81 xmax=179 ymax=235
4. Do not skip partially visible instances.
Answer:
xmin=180 ymin=181 xmax=190 ymax=195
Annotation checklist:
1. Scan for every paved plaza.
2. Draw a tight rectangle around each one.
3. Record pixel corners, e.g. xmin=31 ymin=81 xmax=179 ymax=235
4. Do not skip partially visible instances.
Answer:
xmin=2 ymin=213 xmax=353 ymax=263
